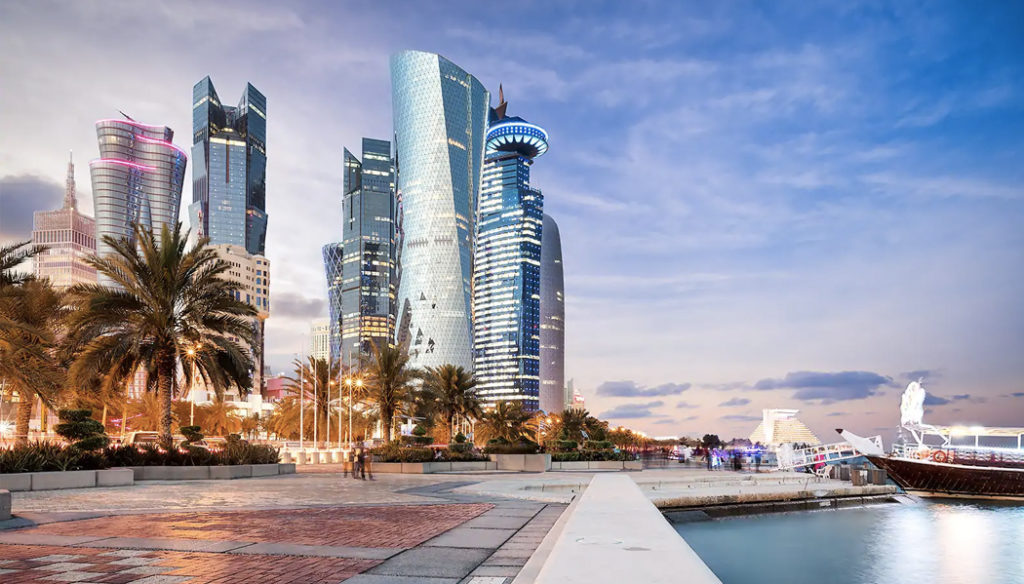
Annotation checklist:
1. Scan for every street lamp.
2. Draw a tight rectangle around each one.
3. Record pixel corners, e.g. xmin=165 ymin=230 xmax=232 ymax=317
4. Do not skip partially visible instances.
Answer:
xmin=185 ymin=343 xmax=202 ymax=426
xmin=344 ymin=376 xmax=363 ymax=446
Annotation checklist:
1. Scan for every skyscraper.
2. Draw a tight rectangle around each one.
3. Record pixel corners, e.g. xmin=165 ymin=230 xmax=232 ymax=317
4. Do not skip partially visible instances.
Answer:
xmin=33 ymin=153 xmax=97 ymax=289
xmin=540 ymin=213 xmax=565 ymax=413
xmin=473 ymin=89 xmax=548 ymax=410
xmin=189 ymin=77 xmax=267 ymax=255
xmin=391 ymin=50 xmax=489 ymax=370
xmin=339 ymin=138 xmax=396 ymax=367
xmin=90 ymin=118 xmax=187 ymax=277
xmin=310 ymin=318 xmax=330 ymax=361
xmin=322 ymin=242 xmax=344 ymax=362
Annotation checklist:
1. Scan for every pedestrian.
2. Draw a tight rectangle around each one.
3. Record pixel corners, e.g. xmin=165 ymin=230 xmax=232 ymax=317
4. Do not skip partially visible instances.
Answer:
xmin=706 ymin=448 xmax=712 ymax=471
xmin=363 ymin=441 xmax=374 ymax=480
xmin=754 ymin=450 xmax=762 ymax=473
xmin=356 ymin=446 xmax=367 ymax=480
xmin=343 ymin=447 xmax=351 ymax=478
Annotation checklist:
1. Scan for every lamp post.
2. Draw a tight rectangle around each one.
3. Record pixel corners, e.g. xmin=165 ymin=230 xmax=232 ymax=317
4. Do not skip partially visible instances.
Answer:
xmin=185 ymin=343 xmax=202 ymax=426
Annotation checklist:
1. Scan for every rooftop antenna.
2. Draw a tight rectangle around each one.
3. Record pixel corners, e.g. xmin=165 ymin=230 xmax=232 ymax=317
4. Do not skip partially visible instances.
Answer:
xmin=493 ymin=83 xmax=508 ymax=120
xmin=118 ymin=110 xmax=136 ymax=122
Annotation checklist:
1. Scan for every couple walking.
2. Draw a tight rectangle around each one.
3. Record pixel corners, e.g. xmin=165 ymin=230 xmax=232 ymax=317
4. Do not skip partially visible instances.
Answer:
xmin=344 ymin=443 xmax=373 ymax=480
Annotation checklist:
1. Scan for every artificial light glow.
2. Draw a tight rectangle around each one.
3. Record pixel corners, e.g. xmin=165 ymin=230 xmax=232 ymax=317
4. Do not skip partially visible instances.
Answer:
xmin=89 ymin=159 xmax=156 ymax=171
xmin=0 ymin=421 xmax=12 ymax=435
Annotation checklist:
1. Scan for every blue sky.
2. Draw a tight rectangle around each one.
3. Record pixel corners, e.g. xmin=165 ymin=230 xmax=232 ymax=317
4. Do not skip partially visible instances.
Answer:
xmin=1 ymin=1 xmax=1022 ymax=440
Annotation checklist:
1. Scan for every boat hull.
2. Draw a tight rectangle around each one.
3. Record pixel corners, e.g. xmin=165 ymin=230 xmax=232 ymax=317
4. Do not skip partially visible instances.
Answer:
xmin=867 ymin=455 xmax=1024 ymax=499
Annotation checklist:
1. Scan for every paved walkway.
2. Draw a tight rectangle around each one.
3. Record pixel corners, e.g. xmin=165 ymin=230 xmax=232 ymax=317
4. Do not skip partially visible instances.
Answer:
xmin=1 ymin=472 xmax=568 ymax=583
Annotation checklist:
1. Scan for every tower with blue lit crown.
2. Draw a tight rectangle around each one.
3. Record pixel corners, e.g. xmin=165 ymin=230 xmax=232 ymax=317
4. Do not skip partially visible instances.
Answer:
xmin=472 ymin=86 xmax=548 ymax=411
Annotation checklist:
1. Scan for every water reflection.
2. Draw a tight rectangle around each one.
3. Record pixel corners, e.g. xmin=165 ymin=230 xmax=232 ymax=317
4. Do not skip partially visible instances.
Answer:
xmin=675 ymin=500 xmax=1024 ymax=584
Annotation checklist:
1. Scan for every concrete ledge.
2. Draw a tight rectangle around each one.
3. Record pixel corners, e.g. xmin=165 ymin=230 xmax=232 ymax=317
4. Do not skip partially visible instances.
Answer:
xmin=210 ymin=465 xmax=253 ymax=480
xmin=31 ymin=470 xmax=97 ymax=491
xmin=279 ymin=463 xmax=296 ymax=474
xmin=533 ymin=474 xmax=721 ymax=584
xmin=250 ymin=463 xmax=280 ymax=477
xmin=493 ymin=453 xmax=551 ymax=472
xmin=0 ymin=489 xmax=10 ymax=521
xmin=96 ymin=468 xmax=134 ymax=487
xmin=550 ymin=460 xmax=642 ymax=471
xmin=0 ymin=473 xmax=32 ymax=492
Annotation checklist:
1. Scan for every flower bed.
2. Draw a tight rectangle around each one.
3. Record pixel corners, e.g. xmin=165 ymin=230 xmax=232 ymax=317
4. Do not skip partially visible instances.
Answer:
xmin=0 ymin=441 xmax=279 ymax=474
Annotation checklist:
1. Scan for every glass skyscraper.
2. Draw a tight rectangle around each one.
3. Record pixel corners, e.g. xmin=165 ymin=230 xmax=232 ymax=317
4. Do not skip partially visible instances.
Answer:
xmin=338 ymin=138 xmax=396 ymax=367
xmin=90 ymin=118 xmax=187 ymax=282
xmin=322 ymin=242 xmax=344 ymax=362
xmin=472 ymin=90 xmax=548 ymax=411
xmin=540 ymin=213 xmax=566 ymax=413
xmin=33 ymin=153 xmax=97 ymax=289
xmin=189 ymin=77 xmax=268 ymax=255
xmin=390 ymin=50 xmax=489 ymax=370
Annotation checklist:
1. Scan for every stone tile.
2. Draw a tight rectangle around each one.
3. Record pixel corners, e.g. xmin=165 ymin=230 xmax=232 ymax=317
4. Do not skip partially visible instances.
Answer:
xmin=469 ymin=565 xmax=521 ymax=577
xmin=480 ymin=508 xmax=539 ymax=518
xmin=461 ymin=515 xmax=531 ymax=530
xmin=423 ymin=527 xmax=516 ymax=549
xmin=463 ymin=578 xmax=508 ymax=584
xmin=119 ymin=566 xmax=175 ymax=575
xmin=481 ymin=555 xmax=528 ymax=568
xmin=228 ymin=542 xmax=398 ymax=559
xmin=32 ymin=555 xmax=86 ymax=563
xmin=82 ymin=537 xmax=252 ymax=553
xmin=98 ymin=550 xmax=153 ymax=558
xmin=41 ymin=572 xmax=103 ymax=582
xmin=343 ymin=575 xmax=459 ymax=584
xmin=0 ymin=568 xmax=15 ymax=575
xmin=368 ymin=547 xmax=491 ymax=578
xmin=121 ymin=577 xmax=190 ymax=584
xmin=109 ymin=557 xmax=162 ymax=566
xmin=35 ymin=562 xmax=96 ymax=572
xmin=0 ymin=533 xmax=107 ymax=546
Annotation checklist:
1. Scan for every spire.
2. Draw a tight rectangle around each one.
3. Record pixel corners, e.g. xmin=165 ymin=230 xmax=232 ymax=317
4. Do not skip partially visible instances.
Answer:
xmin=63 ymin=150 xmax=77 ymax=211
xmin=493 ymin=83 xmax=508 ymax=120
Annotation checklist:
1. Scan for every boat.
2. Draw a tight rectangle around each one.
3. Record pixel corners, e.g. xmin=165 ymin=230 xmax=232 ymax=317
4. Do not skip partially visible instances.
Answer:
xmin=840 ymin=381 xmax=1024 ymax=500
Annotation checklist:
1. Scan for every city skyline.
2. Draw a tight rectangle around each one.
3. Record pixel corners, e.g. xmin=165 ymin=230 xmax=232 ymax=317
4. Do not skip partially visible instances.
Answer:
xmin=1 ymin=2 xmax=1022 ymax=440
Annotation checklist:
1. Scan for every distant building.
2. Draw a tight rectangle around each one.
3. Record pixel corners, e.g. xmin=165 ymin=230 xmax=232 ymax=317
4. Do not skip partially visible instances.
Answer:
xmin=322 ymin=242 xmax=344 ymax=361
xmin=473 ymin=87 xmax=547 ymax=411
xmin=391 ymin=50 xmax=488 ymax=370
xmin=89 ymin=118 xmax=187 ymax=282
xmin=310 ymin=318 xmax=330 ymax=361
xmin=189 ymin=77 xmax=268 ymax=255
xmin=340 ymin=138 xmax=396 ymax=367
xmin=539 ymin=213 xmax=565 ymax=413
xmin=563 ymin=378 xmax=575 ymax=411
xmin=748 ymin=409 xmax=820 ymax=446
xmin=571 ymin=384 xmax=585 ymax=411
xmin=33 ymin=152 xmax=97 ymax=288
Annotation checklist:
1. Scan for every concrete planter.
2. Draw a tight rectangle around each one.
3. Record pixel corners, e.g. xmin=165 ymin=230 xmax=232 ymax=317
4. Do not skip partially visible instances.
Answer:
xmin=279 ymin=463 xmax=296 ymax=474
xmin=0 ymin=473 xmax=32 ymax=492
xmin=251 ymin=463 xmax=280 ymax=477
xmin=96 ymin=468 xmax=134 ymax=487
xmin=449 ymin=461 xmax=496 ymax=472
xmin=0 ymin=489 xmax=9 ymax=520
xmin=132 ymin=466 xmax=211 ymax=481
xmin=31 ymin=470 xmax=97 ymax=490
xmin=372 ymin=462 xmax=403 ymax=473
xmin=209 ymin=465 xmax=252 ymax=480
xmin=624 ymin=460 xmax=643 ymax=471
xmin=493 ymin=453 xmax=551 ymax=472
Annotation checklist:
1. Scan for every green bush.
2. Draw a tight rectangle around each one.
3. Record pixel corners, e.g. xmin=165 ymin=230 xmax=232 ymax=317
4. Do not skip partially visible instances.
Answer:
xmin=0 ymin=442 xmax=107 ymax=473
xmin=551 ymin=451 xmax=581 ymax=462
xmin=399 ymin=435 xmax=434 ymax=446
xmin=55 ymin=409 xmax=109 ymax=452
xmin=454 ymin=432 xmax=467 ymax=443
xmin=549 ymin=440 xmax=578 ymax=452
xmin=582 ymin=440 xmax=614 ymax=451
xmin=441 ymin=447 xmax=489 ymax=462
xmin=484 ymin=442 xmax=540 ymax=455
xmin=371 ymin=443 xmax=435 ymax=463
xmin=551 ymin=450 xmax=635 ymax=462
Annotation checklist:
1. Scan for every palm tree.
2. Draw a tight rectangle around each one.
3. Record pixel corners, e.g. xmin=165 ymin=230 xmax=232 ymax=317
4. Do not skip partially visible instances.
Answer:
xmin=125 ymin=392 xmax=166 ymax=432
xmin=476 ymin=401 xmax=533 ymax=444
xmin=0 ymin=279 xmax=67 ymax=444
xmin=66 ymin=223 xmax=256 ymax=448
xmin=363 ymin=342 xmax=417 ymax=443
xmin=421 ymin=364 xmax=481 ymax=442
xmin=197 ymin=398 xmax=241 ymax=436
xmin=0 ymin=241 xmax=44 ymax=287
xmin=0 ymin=241 xmax=46 ymax=352
xmin=286 ymin=356 xmax=341 ymax=443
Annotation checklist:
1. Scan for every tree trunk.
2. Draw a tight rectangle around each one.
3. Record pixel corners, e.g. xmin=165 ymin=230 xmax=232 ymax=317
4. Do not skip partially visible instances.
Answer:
xmin=447 ymin=413 xmax=455 ymax=444
xmin=15 ymin=392 xmax=33 ymax=446
xmin=157 ymin=362 xmax=174 ymax=449
xmin=382 ymin=406 xmax=392 ymax=444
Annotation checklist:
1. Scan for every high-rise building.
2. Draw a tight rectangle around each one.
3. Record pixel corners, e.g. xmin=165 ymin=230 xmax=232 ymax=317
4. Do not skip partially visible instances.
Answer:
xmin=390 ymin=50 xmax=489 ymax=370
xmin=473 ymin=89 xmax=547 ymax=411
xmin=189 ymin=77 xmax=268 ymax=256
xmin=90 ymin=118 xmax=187 ymax=279
xmin=540 ymin=213 xmax=565 ymax=413
xmin=33 ymin=152 xmax=97 ymax=289
xmin=339 ymin=138 xmax=396 ymax=367
xmin=322 ymin=242 xmax=344 ymax=362
xmin=310 ymin=318 xmax=330 ymax=361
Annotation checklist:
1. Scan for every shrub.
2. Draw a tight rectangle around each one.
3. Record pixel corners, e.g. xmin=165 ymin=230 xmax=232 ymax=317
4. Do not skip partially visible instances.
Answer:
xmin=0 ymin=441 xmax=107 ymax=473
xmin=448 ymin=442 xmax=473 ymax=454
xmin=549 ymin=440 xmax=578 ymax=452
xmin=551 ymin=451 xmax=581 ymax=462
xmin=454 ymin=432 xmax=467 ymax=444
xmin=1 ymin=439 xmax=278 ymax=473
xmin=55 ymin=409 xmax=109 ymax=452
xmin=399 ymin=434 xmax=434 ymax=446
xmin=484 ymin=442 xmax=540 ymax=455
xmin=412 ymin=425 xmax=427 ymax=436
xmin=441 ymin=447 xmax=489 ymax=462
xmin=582 ymin=440 xmax=614 ymax=451
xmin=552 ymin=450 xmax=635 ymax=462
xmin=371 ymin=443 xmax=435 ymax=463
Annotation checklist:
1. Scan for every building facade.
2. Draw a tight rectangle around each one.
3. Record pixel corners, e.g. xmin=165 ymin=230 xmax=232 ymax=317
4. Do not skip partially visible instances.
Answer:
xmin=310 ymin=318 xmax=330 ymax=361
xmin=339 ymin=138 xmax=396 ymax=367
xmin=472 ymin=90 xmax=547 ymax=410
xmin=189 ymin=77 xmax=268 ymax=256
xmin=89 ymin=118 xmax=187 ymax=278
xmin=390 ymin=50 xmax=489 ymax=370
xmin=33 ymin=152 xmax=97 ymax=289
xmin=539 ymin=213 xmax=565 ymax=413
xmin=322 ymin=242 xmax=344 ymax=362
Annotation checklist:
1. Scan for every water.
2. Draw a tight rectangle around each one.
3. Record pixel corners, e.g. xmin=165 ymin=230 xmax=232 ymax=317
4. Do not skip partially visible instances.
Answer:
xmin=675 ymin=501 xmax=1024 ymax=584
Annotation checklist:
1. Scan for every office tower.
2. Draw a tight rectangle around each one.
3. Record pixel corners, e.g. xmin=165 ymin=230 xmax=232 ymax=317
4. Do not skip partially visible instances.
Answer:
xmin=473 ymin=88 xmax=548 ymax=411
xmin=540 ymin=213 xmax=565 ymax=413
xmin=310 ymin=318 xmax=330 ymax=361
xmin=339 ymin=138 xmax=396 ymax=367
xmin=563 ymin=378 xmax=574 ymax=411
xmin=90 ymin=118 xmax=187 ymax=278
xmin=32 ymin=152 xmax=97 ymax=289
xmin=390 ymin=50 xmax=489 ymax=370
xmin=322 ymin=242 xmax=344 ymax=362
xmin=189 ymin=77 xmax=268 ymax=255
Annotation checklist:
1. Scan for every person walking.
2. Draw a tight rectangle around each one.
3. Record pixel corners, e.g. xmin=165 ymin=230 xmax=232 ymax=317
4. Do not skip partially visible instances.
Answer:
xmin=356 ymin=446 xmax=367 ymax=480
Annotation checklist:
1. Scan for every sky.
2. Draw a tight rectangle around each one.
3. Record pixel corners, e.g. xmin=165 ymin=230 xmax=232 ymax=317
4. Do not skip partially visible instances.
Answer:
xmin=1 ymin=1 xmax=1022 ymax=442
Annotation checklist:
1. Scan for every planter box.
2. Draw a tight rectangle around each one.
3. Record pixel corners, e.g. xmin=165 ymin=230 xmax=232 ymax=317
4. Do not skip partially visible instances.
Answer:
xmin=590 ymin=461 xmax=624 ymax=470
xmin=210 ymin=465 xmax=252 ymax=480
xmin=552 ymin=461 xmax=590 ymax=471
xmin=0 ymin=489 xmax=10 ymax=520
xmin=448 ymin=461 xmax=495 ymax=472
xmin=400 ymin=462 xmax=426 ymax=474
xmin=96 ymin=468 xmax=134 ymax=487
xmin=136 ymin=466 xmax=211 ymax=481
xmin=31 ymin=470 xmax=96 ymax=491
xmin=0 ymin=473 xmax=32 ymax=492
xmin=251 ymin=464 xmax=280 ymax=477
xmin=278 ymin=463 xmax=296 ymax=475
xmin=371 ymin=462 xmax=403 ymax=473
xmin=624 ymin=460 xmax=643 ymax=471
xmin=494 ymin=453 xmax=551 ymax=472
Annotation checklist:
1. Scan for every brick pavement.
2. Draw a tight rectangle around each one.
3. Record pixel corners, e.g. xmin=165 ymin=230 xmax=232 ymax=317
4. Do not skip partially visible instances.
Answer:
xmin=27 ymin=504 xmax=492 ymax=548
xmin=0 ymin=545 xmax=378 ymax=584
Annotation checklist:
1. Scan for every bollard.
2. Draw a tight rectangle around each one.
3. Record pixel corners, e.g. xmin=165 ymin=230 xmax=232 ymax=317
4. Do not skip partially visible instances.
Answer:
xmin=870 ymin=469 xmax=888 ymax=485
xmin=296 ymin=451 xmax=307 ymax=465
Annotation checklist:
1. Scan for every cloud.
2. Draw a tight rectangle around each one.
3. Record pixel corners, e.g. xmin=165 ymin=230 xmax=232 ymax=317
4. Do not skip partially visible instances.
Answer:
xmin=899 ymin=369 xmax=940 ymax=383
xmin=599 ymin=401 xmax=665 ymax=419
xmin=0 ymin=174 xmax=63 ymax=240
xmin=596 ymin=381 xmax=690 ymax=397
xmin=754 ymin=371 xmax=893 ymax=402
xmin=720 ymin=414 xmax=761 ymax=422
xmin=271 ymin=292 xmax=326 ymax=320
xmin=827 ymin=412 xmax=847 ymax=417
xmin=701 ymin=381 xmax=748 ymax=392
xmin=682 ymin=415 xmax=700 ymax=421
xmin=652 ymin=419 xmax=677 ymax=425
xmin=719 ymin=398 xmax=751 ymax=407
xmin=925 ymin=393 xmax=971 ymax=406
xmin=676 ymin=401 xmax=699 ymax=409
xmin=1012 ymin=392 xmax=1024 ymax=398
